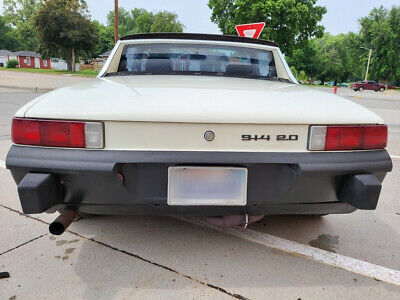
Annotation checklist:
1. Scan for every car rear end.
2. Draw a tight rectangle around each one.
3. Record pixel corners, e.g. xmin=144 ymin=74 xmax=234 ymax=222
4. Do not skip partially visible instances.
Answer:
xmin=6 ymin=118 xmax=392 ymax=216
xmin=5 ymin=33 xmax=392 ymax=220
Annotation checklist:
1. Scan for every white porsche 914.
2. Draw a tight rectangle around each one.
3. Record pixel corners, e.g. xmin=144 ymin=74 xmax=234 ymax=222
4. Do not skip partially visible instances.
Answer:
xmin=6 ymin=33 xmax=392 ymax=233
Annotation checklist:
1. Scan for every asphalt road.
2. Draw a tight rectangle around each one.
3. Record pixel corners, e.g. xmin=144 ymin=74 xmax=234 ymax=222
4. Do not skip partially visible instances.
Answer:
xmin=0 ymin=72 xmax=399 ymax=299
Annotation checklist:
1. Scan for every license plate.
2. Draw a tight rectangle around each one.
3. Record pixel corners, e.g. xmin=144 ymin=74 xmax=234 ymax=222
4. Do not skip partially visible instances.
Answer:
xmin=168 ymin=166 xmax=247 ymax=206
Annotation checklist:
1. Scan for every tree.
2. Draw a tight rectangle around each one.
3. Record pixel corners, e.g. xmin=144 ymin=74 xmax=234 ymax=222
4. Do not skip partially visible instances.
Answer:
xmin=0 ymin=16 xmax=19 ymax=50
xmin=314 ymin=34 xmax=349 ymax=83
xmin=106 ymin=7 xmax=138 ymax=37
xmin=94 ymin=7 xmax=184 ymax=57
xmin=340 ymin=32 xmax=366 ymax=82
xmin=92 ymin=20 xmax=114 ymax=57
xmin=208 ymin=0 xmax=326 ymax=55
xmin=359 ymin=6 xmax=400 ymax=84
xmin=106 ymin=7 xmax=184 ymax=37
xmin=288 ymin=33 xmax=366 ymax=83
xmin=150 ymin=11 xmax=185 ymax=33
xmin=286 ymin=39 xmax=320 ymax=83
xmin=2 ymin=0 xmax=40 ymax=50
xmin=34 ymin=0 xmax=98 ymax=71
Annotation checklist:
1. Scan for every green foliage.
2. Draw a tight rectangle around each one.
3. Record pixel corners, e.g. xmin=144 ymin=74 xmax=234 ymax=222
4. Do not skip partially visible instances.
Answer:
xmin=289 ymin=5 xmax=400 ymax=84
xmin=0 ymin=16 xmax=19 ymax=50
xmin=0 ymin=66 xmax=99 ymax=76
xmin=6 ymin=59 xmax=19 ymax=68
xmin=150 ymin=11 xmax=185 ymax=33
xmin=314 ymin=34 xmax=352 ymax=83
xmin=91 ymin=20 xmax=114 ymax=57
xmin=34 ymin=0 xmax=98 ymax=71
xmin=2 ymin=0 xmax=40 ymax=51
xmin=286 ymin=39 xmax=320 ymax=82
xmin=92 ymin=7 xmax=184 ymax=57
xmin=208 ymin=0 xmax=326 ymax=55
xmin=106 ymin=7 xmax=185 ymax=37
xmin=289 ymin=33 xmax=365 ymax=83
xmin=359 ymin=6 xmax=400 ymax=83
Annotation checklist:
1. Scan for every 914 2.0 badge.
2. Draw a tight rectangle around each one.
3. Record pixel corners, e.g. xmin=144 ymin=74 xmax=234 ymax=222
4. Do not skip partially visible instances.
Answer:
xmin=242 ymin=134 xmax=299 ymax=141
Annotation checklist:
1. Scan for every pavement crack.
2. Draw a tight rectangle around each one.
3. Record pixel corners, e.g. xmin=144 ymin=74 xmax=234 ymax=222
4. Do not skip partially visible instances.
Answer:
xmin=0 ymin=204 xmax=49 ymax=225
xmin=70 ymin=234 xmax=249 ymax=300
xmin=0 ymin=233 xmax=47 ymax=256
xmin=0 ymin=204 xmax=248 ymax=299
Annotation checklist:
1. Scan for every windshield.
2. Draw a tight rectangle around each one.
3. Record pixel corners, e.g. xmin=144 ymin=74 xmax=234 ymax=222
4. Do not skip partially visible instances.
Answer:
xmin=112 ymin=43 xmax=278 ymax=80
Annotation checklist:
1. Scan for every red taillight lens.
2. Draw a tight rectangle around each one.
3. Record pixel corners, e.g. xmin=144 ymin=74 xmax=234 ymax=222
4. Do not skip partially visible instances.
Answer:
xmin=325 ymin=126 xmax=364 ymax=150
xmin=12 ymin=118 xmax=85 ymax=148
xmin=309 ymin=125 xmax=387 ymax=151
xmin=363 ymin=125 xmax=388 ymax=149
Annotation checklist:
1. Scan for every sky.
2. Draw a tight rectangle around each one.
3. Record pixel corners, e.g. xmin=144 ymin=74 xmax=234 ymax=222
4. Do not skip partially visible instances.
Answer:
xmin=85 ymin=0 xmax=400 ymax=35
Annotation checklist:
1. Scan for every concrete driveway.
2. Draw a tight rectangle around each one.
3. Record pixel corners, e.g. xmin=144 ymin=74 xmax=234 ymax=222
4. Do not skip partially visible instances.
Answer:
xmin=0 ymin=73 xmax=399 ymax=299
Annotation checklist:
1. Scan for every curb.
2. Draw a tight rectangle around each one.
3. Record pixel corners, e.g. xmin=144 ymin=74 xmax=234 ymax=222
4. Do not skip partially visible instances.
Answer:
xmin=0 ymin=85 xmax=53 ymax=93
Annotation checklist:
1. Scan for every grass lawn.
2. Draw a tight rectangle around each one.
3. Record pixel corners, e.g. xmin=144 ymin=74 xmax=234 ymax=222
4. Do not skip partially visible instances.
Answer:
xmin=0 ymin=67 xmax=99 ymax=77
xmin=300 ymin=83 xmax=335 ymax=88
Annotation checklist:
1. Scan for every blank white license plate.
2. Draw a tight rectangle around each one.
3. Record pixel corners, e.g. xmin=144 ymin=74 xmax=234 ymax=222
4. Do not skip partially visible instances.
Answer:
xmin=168 ymin=166 xmax=247 ymax=206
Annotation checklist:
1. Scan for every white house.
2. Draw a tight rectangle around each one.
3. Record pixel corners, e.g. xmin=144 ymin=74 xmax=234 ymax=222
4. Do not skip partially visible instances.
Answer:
xmin=0 ymin=50 xmax=13 ymax=67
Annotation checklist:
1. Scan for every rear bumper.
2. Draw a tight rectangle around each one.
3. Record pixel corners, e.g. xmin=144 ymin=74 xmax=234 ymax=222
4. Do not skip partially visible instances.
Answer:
xmin=6 ymin=145 xmax=392 ymax=215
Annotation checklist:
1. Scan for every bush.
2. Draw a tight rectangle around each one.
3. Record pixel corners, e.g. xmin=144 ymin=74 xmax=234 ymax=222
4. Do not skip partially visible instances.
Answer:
xmin=6 ymin=59 xmax=19 ymax=68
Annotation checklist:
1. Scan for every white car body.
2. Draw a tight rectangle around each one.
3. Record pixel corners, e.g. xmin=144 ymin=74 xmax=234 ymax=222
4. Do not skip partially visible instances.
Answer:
xmin=15 ymin=75 xmax=383 ymax=152
xmin=15 ymin=37 xmax=382 ymax=152
xmin=6 ymin=33 xmax=392 ymax=227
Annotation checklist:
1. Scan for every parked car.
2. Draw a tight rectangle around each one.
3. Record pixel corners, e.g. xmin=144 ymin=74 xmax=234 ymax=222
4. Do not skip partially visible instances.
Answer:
xmin=351 ymin=81 xmax=386 ymax=92
xmin=6 ymin=33 xmax=392 ymax=234
xmin=387 ymin=85 xmax=399 ymax=90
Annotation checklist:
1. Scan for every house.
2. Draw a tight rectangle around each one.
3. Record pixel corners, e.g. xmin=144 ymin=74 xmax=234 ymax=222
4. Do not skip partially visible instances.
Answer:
xmin=50 ymin=58 xmax=80 ymax=71
xmin=99 ymin=50 xmax=112 ymax=59
xmin=0 ymin=50 xmax=13 ymax=67
xmin=0 ymin=50 xmax=51 ymax=69
xmin=99 ymin=50 xmax=112 ymax=64
xmin=13 ymin=51 xmax=51 ymax=69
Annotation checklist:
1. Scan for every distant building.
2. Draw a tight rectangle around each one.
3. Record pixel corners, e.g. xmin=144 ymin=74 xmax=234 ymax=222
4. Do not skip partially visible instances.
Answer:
xmin=99 ymin=50 xmax=112 ymax=59
xmin=13 ymin=51 xmax=51 ymax=69
xmin=0 ymin=50 xmax=51 ymax=69
xmin=0 ymin=50 xmax=13 ymax=67
xmin=50 ymin=58 xmax=80 ymax=71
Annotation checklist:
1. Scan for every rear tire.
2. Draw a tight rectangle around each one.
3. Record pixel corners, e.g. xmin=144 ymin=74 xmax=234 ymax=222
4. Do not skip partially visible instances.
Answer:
xmin=358 ymin=87 xmax=364 ymax=92
xmin=380 ymin=87 xmax=385 ymax=92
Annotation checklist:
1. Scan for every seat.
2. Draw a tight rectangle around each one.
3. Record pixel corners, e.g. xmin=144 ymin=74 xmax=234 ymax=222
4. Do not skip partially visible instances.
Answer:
xmin=225 ymin=64 xmax=259 ymax=77
xmin=118 ymin=54 xmax=127 ymax=72
xmin=145 ymin=58 xmax=173 ymax=74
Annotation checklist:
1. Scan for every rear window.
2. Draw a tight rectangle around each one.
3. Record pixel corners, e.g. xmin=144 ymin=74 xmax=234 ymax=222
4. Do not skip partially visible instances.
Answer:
xmin=113 ymin=43 xmax=277 ymax=80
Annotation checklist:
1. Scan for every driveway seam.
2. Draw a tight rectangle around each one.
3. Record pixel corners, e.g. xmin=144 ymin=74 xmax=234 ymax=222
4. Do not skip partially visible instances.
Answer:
xmin=0 ymin=204 xmax=248 ymax=300
xmin=0 ymin=233 xmax=47 ymax=256
xmin=79 ymin=235 xmax=248 ymax=300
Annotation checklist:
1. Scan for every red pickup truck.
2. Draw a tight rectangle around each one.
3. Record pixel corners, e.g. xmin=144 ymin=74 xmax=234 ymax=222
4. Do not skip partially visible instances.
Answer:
xmin=351 ymin=81 xmax=386 ymax=92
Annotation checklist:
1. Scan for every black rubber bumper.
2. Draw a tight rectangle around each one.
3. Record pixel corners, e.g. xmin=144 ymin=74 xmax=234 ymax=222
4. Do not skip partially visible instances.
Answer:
xmin=6 ymin=145 xmax=393 ymax=215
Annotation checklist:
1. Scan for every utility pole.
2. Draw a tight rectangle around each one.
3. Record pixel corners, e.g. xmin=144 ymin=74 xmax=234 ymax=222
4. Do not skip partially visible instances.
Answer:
xmin=114 ymin=0 xmax=119 ymax=44
xmin=364 ymin=48 xmax=372 ymax=82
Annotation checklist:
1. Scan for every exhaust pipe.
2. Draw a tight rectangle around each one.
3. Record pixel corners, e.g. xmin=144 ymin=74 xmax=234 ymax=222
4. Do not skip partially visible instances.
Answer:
xmin=49 ymin=209 xmax=78 ymax=235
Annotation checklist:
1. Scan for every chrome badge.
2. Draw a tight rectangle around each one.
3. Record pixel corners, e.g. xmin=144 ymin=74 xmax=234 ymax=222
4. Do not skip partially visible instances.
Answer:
xmin=204 ymin=130 xmax=215 ymax=141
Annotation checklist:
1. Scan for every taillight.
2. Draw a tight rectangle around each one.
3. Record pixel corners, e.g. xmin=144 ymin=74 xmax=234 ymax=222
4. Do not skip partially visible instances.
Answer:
xmin=12 ymin=118 xmax=104 ymax=149
xmin=308 ymin=125 xmax=387 ymax=151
